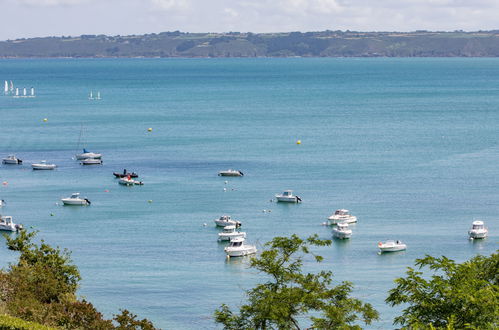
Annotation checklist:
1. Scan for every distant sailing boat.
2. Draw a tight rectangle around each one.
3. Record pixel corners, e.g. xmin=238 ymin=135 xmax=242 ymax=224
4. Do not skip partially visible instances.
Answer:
xmin=29 ymin=87 xmax=35 ymax=98
xmin=13 ymin=88 xmax=19 ymax=98
xmin=10 ymin=81 xmax=13 ymax=93
xmin=3 ymin=81 xmax=8 ymax=95
xmin=22 ymin=88 xmax=27 ymax=98
xmin=96 ymin=91 xmax=101 ymax=100
xmin=89 ymin=91 xmax=93 ymax=100
xmin=89 ymin=91 xmax=101 ymax=100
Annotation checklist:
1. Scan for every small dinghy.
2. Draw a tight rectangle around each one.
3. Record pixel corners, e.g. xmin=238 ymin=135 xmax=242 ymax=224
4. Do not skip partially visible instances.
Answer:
xmin=31 ymin=160 xmax=56 ymax=170
xmin=118 ymin=175 xmax=144 ymax=186
xmin=218 ymin=225 xmax=246 ymax=241
xmin=224 ymin=237 xmax=257 ymax=258
xmin=468 ymin=220 xmax=488 ymax=239
xmin=61 ymin=193 xmax=91 ymax=206
xmin=214 ymin=215 xmax=241 ymax=227
xmin=328 ymin=209 xmax=357 ymax=225
xmin=378 ymin=240 xmax=407 ymax=253
xmin=332 ymin=222 xmax=352 ymax=239
xmin=80 ymin=158 xmax=102 ymax=165
xmin=75 ymin=149 xmax=102 ymax=160
xmin=0 ymin=215 xmax=23 ymax=232
xmin=275 ymin=190 xmax=302 ymax=203
xmin=113 ymin=169 xmax=138 ymax=178
xmin=218 ymin=169 xmax=244 ymax=177
xmin=2 ymin=155 xmax=22 ymax=164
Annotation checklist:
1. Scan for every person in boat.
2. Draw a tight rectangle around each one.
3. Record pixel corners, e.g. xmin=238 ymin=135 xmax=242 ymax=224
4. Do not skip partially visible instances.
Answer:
xmin=123 ymin=169 xmax=127 ymax=175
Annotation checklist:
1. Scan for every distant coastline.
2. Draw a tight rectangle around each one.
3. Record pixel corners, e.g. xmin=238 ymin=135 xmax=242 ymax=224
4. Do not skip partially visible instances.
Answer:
xmin=2 ymin=30 xmax=499 ymax=58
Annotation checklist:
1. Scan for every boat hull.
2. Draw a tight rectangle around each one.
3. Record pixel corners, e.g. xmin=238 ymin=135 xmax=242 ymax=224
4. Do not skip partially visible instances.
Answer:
xmin=225 ymin=246 xmax=257 ymax=257
xmin=113 ymin=172 xmax=138 ymax=178
xmin=61 ymin=199 xmax=89 ymax=205
xmin=276 ymin=196 xmax=299 ymax=203
xmin=75 ymin=153 xmax=102 ymax=160
xmin=32 ymin=164 xmax=56 ymax=170
xmin=2 ymin=159 xmax=22 ymax=164
xmin=333 ymin=230 xmax=352 ymax=239
xmin=218 ymin=171 xmax=243 ymax=177
xmin=218 ymin=232 xmax=246 ymax=241
xmin=328 ymin=215 xmax=357 ymax=224
xmin=80 ymin=159 xmax=102 ymax=165
xmin=468 ymin=230 xmax=488 ymax=239
xmin=378 ymin=244 xmax=406 ymax=252
xmin=214 ymin=220 xmax=241 ymax=227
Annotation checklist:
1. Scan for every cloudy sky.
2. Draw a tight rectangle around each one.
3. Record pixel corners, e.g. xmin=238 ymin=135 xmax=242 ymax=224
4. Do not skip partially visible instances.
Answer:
xmin=0 ymin=0 xmax=498 ymax=40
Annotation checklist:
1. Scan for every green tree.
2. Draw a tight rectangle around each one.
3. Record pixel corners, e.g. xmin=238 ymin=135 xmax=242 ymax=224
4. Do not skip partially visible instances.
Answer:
xmin=386 ymin=252 xmax=498 ymax=329
xmin=214 ymin=234 xmax=379 ymax=329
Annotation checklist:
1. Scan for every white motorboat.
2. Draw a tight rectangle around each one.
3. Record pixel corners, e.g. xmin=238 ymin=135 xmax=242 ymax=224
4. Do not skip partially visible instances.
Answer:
xmin=61 ymin=193 xmax=91 ymax=206
xmin=468 ymin=220 xmax=488 ymax=239
xmin=118 ymin=176 xmax=144 ymax=186
xmin=2 ymin=155 xmax=22 ymax=164
xmin=75 ymin=149 xmax=102 ymax=160
xmin=218 ymin=169 xmax=244 ymax=177
xmin=378 ymin=240 xmax=407 ymax=253
xmin=214 ymin=215 xmax=241 ymax=227
xmin=275 ymin=190 xmax=302 ymax=203
xmin=218 ymin=225 xmax=246 ymax=241
xmin=328 ymin=209 xmax=357 ymax=225
xmin=224 ymin=237 xmax=257 ymax=258
xmin=80 ymin=158 xmax=102 ymax=165
xmin=332 ymin=222 xmax=352 ymax=239
xmin=0 ymin=215 xmax=23 ymax=232
xmin=31 ymin=160 xmax=56 ymax=170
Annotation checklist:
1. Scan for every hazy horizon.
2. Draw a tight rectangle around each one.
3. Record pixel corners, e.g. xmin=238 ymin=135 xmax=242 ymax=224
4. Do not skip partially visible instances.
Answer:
xmin=0 ymin=0 xmax=498 ymax=41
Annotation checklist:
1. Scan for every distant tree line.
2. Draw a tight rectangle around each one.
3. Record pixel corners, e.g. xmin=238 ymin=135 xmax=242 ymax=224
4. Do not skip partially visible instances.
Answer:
xmin=2 ymin=31 xmax=499 ymax=57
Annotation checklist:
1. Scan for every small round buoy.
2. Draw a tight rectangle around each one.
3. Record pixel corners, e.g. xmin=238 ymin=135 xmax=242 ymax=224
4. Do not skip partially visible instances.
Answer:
xmin=43 ymin=118 xmax=48 ymax=122
xmin=203 ymin=223 xmax=207 ymax=226
xmin=148 ymin=200 xmax=153 ymax=203
xmin=147 ymin=127 xmax=152 ymax=132
xmin=104 ymin=189 xmax=109 ymax=192
xmin=223 ymin=188 xmax=227 ymax=191
xmin=2 ymin=181 xmax=8 ymax=186
xmin=268 ymin=210 xmax=271 ymax=212
xmin=322 ymin=222 xmax=327 ymax=226
xmin=296 ymin=139 xmax=301 ymax=145
xmin=50 ymin=213 xmax=54 ymax=216
xmin=224 ymin=181 xmax=228 ymax=184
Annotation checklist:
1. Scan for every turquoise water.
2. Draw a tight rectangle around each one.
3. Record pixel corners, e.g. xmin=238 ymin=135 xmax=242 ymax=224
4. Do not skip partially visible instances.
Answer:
xmin=0 ymin=58 xmax=497 ymax=329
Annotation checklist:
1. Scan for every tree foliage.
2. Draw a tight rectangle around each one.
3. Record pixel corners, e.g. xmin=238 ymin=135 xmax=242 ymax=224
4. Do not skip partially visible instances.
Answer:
xmin=214 ymin=234 xmax=379 ymax=329
xmin=386 ymin=252 xmax=499 ymax=329
xmin=1 ymin=230 xmax=156 ymax=329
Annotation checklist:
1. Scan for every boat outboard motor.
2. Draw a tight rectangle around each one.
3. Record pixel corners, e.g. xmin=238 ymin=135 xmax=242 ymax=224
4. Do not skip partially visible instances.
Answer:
xmin=84 ymin=198 xmax=91 ymax=205
xmin=296 ymin=196 xmax=302 ymax=202
xmin=239 ymin=171 xmax=244 ymax=176
xmin=15 ymin=224 xmax=23 ymax=231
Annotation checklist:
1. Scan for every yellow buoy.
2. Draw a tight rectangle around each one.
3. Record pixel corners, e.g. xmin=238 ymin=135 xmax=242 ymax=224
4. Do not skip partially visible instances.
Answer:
xmin=147 ymin=128 xmax=152 ymax=132
xmin=43 ymin=118 xmax=48 ymax=122
xmin=296 ymin=140 xmax=301 ymax=145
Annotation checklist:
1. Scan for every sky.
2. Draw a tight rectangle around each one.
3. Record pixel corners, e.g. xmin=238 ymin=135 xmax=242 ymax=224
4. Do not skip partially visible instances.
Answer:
xmin=0 ymin=0 xmax=498 ymax=40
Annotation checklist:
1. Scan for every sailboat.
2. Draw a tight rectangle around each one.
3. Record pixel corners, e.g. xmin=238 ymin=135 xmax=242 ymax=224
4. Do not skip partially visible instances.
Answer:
xmin=96 ymin=91 xmax=101 ymax=100
xmin=74 ymin=124 xmax=102 ymax=160
xmin=29 ymin=87 xmax=35 ymax=98
xmin=9 ymin=81 xmax=13 ymax=93
xmin=4 ymin=81 xmax=8 ymax=95
xmin=89 ymin=91 xmax=94 ymax=100
xmin=13 ymin=88 xmax=20 ymax=98
xmin=22 ymin=88 xmax=27 ymax=98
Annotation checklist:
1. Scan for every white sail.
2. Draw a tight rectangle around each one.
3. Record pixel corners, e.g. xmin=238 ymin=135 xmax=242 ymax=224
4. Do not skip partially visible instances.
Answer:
xmin=30 ymin=87 xmax=35 ymax=97
xmin=23 ymin=88 xmax=27 ymax=97
xmin=96 ymin=91 xmax=101 ymax=99
xmin=15 ymin=88 xmax=19 ymax=96
xmin=89 ymin=91 xmax=93 ymax=100
xmin=10 ymin=81 xmax=13 ymax=92
xmin=4 ymin=81 xmax=8 ymax=94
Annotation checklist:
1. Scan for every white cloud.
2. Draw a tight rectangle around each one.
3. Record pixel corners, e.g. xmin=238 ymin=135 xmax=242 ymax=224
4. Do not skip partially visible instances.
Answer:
xmin=11 ymin=0 xmax=89 ymax=6
xmin=150 ymin=0 xmax=190 ymax=10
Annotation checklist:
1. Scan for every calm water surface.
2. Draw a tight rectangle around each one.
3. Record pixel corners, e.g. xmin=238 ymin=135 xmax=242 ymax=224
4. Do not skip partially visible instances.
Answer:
xmin=0 ymin=58 xmax=497 ymax=329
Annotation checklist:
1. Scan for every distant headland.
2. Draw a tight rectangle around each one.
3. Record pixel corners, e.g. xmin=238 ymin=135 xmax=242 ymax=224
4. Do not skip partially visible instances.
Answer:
xmin=2 ymin=30 xmax=499 ymax=58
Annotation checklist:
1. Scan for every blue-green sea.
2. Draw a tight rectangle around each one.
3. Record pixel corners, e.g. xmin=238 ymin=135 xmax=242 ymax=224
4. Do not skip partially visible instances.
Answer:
xmin=0 ymin=58 xmax=497 ymax=329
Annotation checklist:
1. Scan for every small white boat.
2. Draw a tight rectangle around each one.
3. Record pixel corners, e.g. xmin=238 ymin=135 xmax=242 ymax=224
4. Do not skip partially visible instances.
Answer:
xmin=328 ymin=209 xmax=357 ymax=225
xmin=0 ymin=199 xmax=5 ymax=207
xmin=224 ymin=237 xmax=257 ymax=258
xmin=275 ymin=190 xmax=302 ymax=203
xmin=61 ymin=193 xmax=90 ymax=206
xmin=378 ymin=240 xmax=407 ymax=253
xmin=332 ymin=222 xmax=352 ymax=239
xmin=214 ymin=215 xmax=241 ymax=227
xmin=75 ymin=149 xmax=102 ymax=160
xmin=2 ymin=155 xmax=22 ymax=164
xmin=31 ymin=160 xmax=56 ymax=170
xmin=80 ymin=158 xmax=103 ymax=165
xmin=468 ymin=220 xmax=488 ymax=239
xmin=0 ymin=215 xmax=23 ymax=232
xmin=218 ymin=225 xmax=246 ymax=241
xmin=218 ymin=169 xmax=244 ymax=177
xmin=118 ymin=176 xmax=144 ymax=186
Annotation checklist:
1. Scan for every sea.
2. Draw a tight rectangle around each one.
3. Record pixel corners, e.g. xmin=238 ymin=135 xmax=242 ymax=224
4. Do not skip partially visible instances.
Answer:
xmin=0 ymin=58 xmax=497 ymax=329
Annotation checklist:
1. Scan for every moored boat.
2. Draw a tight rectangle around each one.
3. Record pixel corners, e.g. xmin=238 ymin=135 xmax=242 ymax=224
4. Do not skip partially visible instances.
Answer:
xmin=113 ymin=169 xmax=138 ymax=178
xmin=118 ymin=176 xmax=144 ymax=186
xmin=332 ymin=222 xmax=352 ymax=239
xmin=468 ymin=220 xmax=488 ymax=239
xmin=2 ymin=155 xmax=22 ymax=164
xmin=214 ymin=215 xmax=241 ymax=227
xmin=275 ymin=190 xmax=302 ymax=203
xmin=61 ymin=193 xmax=91 ymax=206
xmin=218 ymin=225 xmax=246 ymax=241
xmin=80 ymin=158 xmax=103 ymax=165
xmin=75 ymin=149 xmax=102 ymax=160
xmin=0 ymin=215 xmax=23 ymax=232
xmin=378 ymin=240 xmax=407 ymax=253
xmin=31 ymin=160 xmax=56 ymax=170
xmin=218 ymin=169 xmax=244 ymax=177
xmin=328 ymin=209 xmax=357 ymax=225
xmin=224 ymin=237 xmax=257 ymax=258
